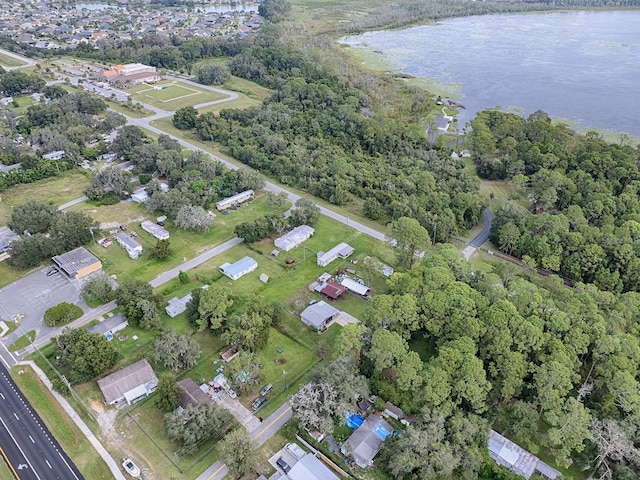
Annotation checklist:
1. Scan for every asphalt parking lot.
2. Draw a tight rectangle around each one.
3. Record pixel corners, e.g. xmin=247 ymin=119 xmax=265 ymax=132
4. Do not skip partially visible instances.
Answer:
xmin=0 ymin=265 xmax=86 ymax=341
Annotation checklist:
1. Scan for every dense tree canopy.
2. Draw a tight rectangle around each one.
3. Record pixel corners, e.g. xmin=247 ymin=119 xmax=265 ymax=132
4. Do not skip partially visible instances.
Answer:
xmin=469 ymin=109 xmax=640 ymax=293
xmin=54 ymin=328 xmax=119 ymax=384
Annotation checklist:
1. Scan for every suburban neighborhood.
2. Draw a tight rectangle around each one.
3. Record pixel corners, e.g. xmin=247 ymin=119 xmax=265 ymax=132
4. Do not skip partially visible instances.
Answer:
xmin=0 ymin=1 xmax=633 ymax=480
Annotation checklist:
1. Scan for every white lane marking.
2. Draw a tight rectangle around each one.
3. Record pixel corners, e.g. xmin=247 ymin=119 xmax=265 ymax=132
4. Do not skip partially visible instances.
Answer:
xmin=58 ymin=451 xmax=81 ymax=480
xmin=0 ymin=413 xmax=42 ymax=480
xmin=14 ymin=412 xmax=19 ymax=420
xmin=0 ymin=392 xmax=4 ymax=399
xmin=45 ymin=460 xmax=52 ymax=469
xmin=29 ymin=435 xmax=35 ymax=443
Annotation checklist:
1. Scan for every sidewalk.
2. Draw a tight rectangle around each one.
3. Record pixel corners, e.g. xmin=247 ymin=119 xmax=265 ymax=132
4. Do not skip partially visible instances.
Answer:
xmin=18 ymin=361 xmax=126 ymax=480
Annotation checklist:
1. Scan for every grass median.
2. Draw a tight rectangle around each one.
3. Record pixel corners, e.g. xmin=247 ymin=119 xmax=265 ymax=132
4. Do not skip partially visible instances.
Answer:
xmin=10 ymin=365 xmax=113 ymax=479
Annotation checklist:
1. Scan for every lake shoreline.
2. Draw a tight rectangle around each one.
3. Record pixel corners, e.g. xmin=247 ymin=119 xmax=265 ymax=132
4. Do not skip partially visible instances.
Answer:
xmin=341 ymin=10 xmax=640 ymax=143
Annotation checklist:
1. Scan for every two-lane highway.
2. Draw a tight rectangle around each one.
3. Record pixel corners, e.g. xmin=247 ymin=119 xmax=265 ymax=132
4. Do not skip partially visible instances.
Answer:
xmin=0 ymin=363 xmax=83 ymax=480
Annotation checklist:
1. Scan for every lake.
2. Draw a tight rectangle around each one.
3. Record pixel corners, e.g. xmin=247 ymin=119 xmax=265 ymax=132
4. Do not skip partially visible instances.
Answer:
xmin=343 ymin=11 xmax=640 ymax=137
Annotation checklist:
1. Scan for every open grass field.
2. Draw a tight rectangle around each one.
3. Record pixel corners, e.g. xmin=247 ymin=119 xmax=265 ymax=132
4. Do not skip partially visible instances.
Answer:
xmin=10 ymin=366 xmax=113 ymax=479
xmin=0 ymin=52 xmax=26 ymax=68
xmin=130 ymin=80 xmax=228 ymax=111
xmin=0 ymin=169 xmax=90 ymax=226
xmin=69 ymin=194 xmax=288 ymax=284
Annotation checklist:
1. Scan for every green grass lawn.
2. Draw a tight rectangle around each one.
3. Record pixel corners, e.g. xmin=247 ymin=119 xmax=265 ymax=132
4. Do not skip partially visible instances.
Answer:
xmin=3 ymin=94 xmax=36 ymax=113
xmin=130 ymin=80 xmax=228 ymax=111
xmin=8 ymin=329 xmax=35 ymax=352
xmin=0 ymin=52 xmax=26 ymax=68
xmin=69 ymin=194 xmax=287 ymax=284
xmin=0 ymin=169 xmax=90 ymax=226
xmin=10 ymin=366 xmax=113 ymax=479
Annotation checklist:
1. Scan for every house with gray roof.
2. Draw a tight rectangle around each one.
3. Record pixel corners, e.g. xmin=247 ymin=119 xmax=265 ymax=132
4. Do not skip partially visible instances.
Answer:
xmin=288 ymin=453 xmax=339 ymax=480
xmin=97 ymin=359 xmax=158 ymax=407
xmin=116 ymin=233 xmax=143 ymax=259
xmin=165 ymin=293 xmax=192 ymax=318
xmin=317 ymin=242 xmax=354 ymax=267
xmin=300 ymin=301 xmax=340 ymax=330
xmin=342 ymin=414 xmax=393 ymax=468
xmin=177 ymin=378 xmax=210 ymax=408
xmin=219 ymin=256 xmax=257 ymax=280
xmin=89 ymin=313 xmax=128 ymax=340
xmin=274 ymin=225 xmax=314 ymax=252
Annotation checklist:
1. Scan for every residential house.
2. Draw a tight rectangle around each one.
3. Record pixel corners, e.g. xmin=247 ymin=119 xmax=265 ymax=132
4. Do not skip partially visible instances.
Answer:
xmin=274 ymin=225 xmax=314 ymax=252
xmin=97 ymin=359 xmax=158 ymax=407
xmin=131 ymin=188 xmax=149 ymax=203
xmin=489 ymin=430 xmax=561 ymax=480
xmin=342 ymin=414 xmax=393 ymax=468
xmin=317 ymin=243 xmax=354 ymax=267
xmin=320 ymin=280 xmax=346 ymax=300
xmin=165 ymin=293 xmax=192 ymax=318
xmin=300 ymin=301 xmax=340 ymax=330
xmin=116 ymin=233 xmax=143 ymax=259
xmin=384 ymin=402 xmax=404 ymax=421
xmin=215 ymin=189 xmax=254 ymax=211
xmin=43 ymin=150 xmax=65 ymax=160
xmin=177 ymin=378 xmax=210 ymax=408
xmin=219 ymin=256 xmax=258 ymax=280
xmin=287 ymin=453 xmax=339 ymax=480
xmin=140 ymin=220 xmax=169 ymax=240
xmin=51 ymin=247 xmax=102 ymax=279
xmin=89 ymin=313 xmax=128 ymax=340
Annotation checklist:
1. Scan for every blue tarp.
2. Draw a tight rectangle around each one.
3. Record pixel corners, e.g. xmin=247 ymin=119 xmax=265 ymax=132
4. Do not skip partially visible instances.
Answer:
xmin=346 ymin=414 xmax=364 ymax=429
xmin=373 ymin=422 xmax=391 ymax=440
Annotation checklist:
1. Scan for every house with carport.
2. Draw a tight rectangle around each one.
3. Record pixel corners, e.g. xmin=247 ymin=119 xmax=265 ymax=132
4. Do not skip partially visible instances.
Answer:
xmin=300 ymin=301 xmax=340 ymax=330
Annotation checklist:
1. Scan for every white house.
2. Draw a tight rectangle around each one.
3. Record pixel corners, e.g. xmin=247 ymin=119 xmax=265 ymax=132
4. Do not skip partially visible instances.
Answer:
xmin=274 ymin=225 xmax=314 ymax=251
xmin=219 ymin=256 xmax=258 ymax=280
xmin=317 ymin=242 xmax=354 ymax=267
xmin=216 ymin=190 xmax=254 ymax=211
xmin=140 ymin=220 xmax=169 ymax=240
xmin=116 ymin=233 xmax=143 ymax=259
xmin=43 ymin=150 xmax=65 ymax=161
xmin=97 ymin=359 xmax=158 ymax=407
xmin=165 ymin=293 xmax=193 ymax=318
xmin=131 ymin=188 xmax=149 ymax=203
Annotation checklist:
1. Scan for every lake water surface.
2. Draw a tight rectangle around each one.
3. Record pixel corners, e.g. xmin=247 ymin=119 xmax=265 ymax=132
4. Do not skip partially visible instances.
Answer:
xmin=343 ymin=11 xmax=640 ymax=137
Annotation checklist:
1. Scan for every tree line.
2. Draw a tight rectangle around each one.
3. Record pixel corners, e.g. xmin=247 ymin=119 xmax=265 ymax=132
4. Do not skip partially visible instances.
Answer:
xmin=319 ymin=245 xmax=640 ymax=479
xmin=468 ymin=109 xmax=640 ymax=293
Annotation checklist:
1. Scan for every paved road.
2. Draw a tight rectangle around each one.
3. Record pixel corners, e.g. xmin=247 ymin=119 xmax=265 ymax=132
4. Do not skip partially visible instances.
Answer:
xmin=0 ymin=363 xmax=84 ymax=480
xmin=462 ymin=208 xmax=493 ymax=259
xmin=196 ymin=404 xmax=292 ymax=480
xmin=57 ymin=196 xmax=88 ymax=211
xmin=0 ymin=47 xmax=35 ymax=71
xmin=150 ymin=237 xmax=243 ymax=288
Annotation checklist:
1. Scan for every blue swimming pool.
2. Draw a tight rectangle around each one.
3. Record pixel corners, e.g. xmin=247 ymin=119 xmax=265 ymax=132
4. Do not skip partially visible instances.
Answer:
xmin=346 ymin=414 xmax=364 ymax=429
